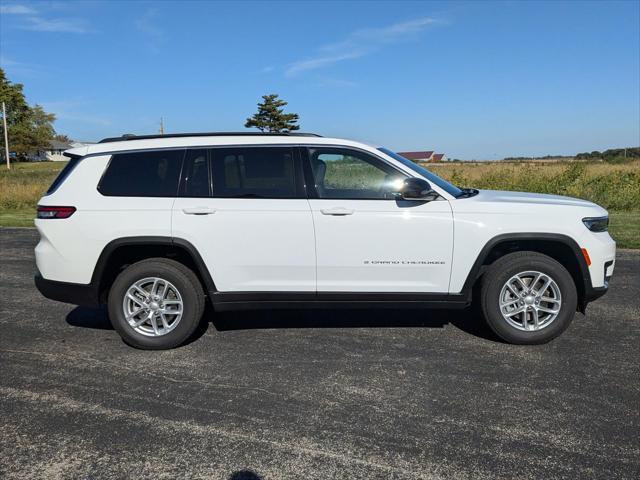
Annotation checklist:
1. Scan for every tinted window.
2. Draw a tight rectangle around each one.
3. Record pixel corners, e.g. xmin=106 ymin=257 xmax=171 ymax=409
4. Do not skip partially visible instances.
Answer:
xmin=211 ymin=147 xmax=298 ymax=198
xmin=99 ymin=150 xmax=184 ymax=197
xmin=308 ymin=147 xmax=406 ymax=199
xmin=180 ymin=149 xmax=210 ymax=197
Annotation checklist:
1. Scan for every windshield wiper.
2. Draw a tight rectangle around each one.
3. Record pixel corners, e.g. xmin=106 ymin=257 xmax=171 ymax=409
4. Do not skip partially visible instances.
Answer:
xmin=456 ymin=187 xmax=479 ymax=198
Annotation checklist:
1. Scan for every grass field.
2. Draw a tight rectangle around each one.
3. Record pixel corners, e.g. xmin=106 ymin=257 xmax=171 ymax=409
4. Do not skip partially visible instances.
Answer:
xmin=1 ymin=160 xmax=638 ymax=248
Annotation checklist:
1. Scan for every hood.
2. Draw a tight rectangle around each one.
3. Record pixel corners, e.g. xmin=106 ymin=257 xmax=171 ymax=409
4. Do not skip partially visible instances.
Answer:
xmin=474 ymin=189 xmax=598 ymax=208
xmin=453 ymin=189 xmax=608 ymax=218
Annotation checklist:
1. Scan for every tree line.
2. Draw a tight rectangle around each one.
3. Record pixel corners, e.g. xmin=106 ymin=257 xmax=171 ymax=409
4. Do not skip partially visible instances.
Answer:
xmin=575 ymin=148 xmax=639 ymax=162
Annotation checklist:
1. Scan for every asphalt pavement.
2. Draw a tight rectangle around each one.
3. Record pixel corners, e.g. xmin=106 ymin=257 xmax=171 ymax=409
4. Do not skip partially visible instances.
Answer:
xmin=1 ymin=227 xmax=638 ymax=479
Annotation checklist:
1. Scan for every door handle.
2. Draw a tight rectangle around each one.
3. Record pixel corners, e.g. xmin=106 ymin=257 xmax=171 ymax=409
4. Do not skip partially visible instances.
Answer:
xmin=320 ymin=207 xmax=355 ymax=216
xmin=182 ymin=207 xmax=216 ymax=215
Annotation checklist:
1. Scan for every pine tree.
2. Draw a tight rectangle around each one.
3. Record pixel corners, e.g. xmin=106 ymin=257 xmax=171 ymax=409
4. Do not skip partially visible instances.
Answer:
xmin=245 ymin=94 xmax=300 ymax=132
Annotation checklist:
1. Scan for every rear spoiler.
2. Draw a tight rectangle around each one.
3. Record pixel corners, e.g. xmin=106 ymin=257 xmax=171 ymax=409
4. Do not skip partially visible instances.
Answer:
xmin=62 ymin=145 xmax=89 ymax=159
xmin=63 ymin=151 xmax=82 ymax=160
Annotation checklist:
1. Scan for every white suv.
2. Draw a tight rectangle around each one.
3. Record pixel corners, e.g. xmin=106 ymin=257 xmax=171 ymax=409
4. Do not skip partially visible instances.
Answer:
xmin=34 ymin=132 xmax=616 ymax=349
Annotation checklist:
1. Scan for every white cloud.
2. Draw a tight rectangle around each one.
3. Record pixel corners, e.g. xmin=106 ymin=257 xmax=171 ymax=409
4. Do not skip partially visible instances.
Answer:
xmin=286 ymin=16 xmax=440 ymax=76
xmin=2 ymin=3 xmax=91 ymax=34
xmin=316 ymin=77 xmax=358 ymax=88
xmin=0 ymin=4 xmax=37 ymax=15
xmin=21 ymin=16 xmax=89 ymax=33
xmin=287 ymin=52 xmax=363 ymax=76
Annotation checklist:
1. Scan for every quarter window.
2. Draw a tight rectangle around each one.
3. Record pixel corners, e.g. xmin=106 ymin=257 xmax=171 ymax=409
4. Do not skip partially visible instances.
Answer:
xmin=211 ymin=147 xmax=299 ymax=198
xmin=46 ymin=156 xmax=82 ymax=195
xmin=99 ymin=150 xmax=184 ymax=197
xmin=308 ymin=148 xmax=406 ymax=199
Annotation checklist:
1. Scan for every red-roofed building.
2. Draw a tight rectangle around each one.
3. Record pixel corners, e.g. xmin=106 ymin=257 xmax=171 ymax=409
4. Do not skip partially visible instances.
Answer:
xmin=397 ymin=151 xmax=434 ymax=162
xmin=397 ymin=150 xmax=447 ymax=162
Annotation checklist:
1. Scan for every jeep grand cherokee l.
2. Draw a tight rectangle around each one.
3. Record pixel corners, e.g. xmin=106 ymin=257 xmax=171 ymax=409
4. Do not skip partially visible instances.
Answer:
xmin=34 ymin=132 xmax=616 ymax=349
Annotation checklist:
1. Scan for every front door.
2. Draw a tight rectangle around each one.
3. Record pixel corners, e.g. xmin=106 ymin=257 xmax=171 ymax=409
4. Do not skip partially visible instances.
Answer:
xmin=304 ymin=146 xmax=454 ymax=293
xmin=172 ymin=146 xmax=316 ymax=292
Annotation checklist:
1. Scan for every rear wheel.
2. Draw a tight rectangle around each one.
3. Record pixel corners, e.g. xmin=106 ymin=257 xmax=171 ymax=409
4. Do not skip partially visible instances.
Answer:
xmin=108 ymin=258 xmax=205 ymax=349
xmin=480 ymin=251 xmax=578 ymax=344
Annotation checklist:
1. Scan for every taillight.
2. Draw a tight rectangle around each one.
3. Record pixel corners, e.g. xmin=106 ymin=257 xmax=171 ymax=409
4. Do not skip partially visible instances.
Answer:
xmin=37 ymin=206 xmax=76 ymax=219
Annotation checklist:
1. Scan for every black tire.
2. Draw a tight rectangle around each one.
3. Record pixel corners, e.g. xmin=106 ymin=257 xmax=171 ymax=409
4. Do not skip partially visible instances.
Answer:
xmin=480 ymin=251 xmax=578 ymax=345
xmin=107 ymin=258 xmax=205 ymax=349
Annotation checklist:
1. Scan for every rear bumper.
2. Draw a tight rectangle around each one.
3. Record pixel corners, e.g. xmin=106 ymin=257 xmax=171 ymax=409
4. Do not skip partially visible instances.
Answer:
xmin=35 ymin=273 xmax=100 ymax=307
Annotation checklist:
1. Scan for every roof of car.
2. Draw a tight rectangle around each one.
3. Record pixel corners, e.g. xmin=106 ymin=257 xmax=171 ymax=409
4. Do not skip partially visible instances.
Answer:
xmin=98 ymin=132 xmax=323 ymax=143
xmin=65 ymin=132 xmax=373 ymax=158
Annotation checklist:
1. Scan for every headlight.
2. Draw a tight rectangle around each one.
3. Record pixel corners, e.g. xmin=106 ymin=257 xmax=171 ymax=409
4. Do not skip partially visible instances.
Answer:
xmin=582 ymin=216 xmax=609 ymax=232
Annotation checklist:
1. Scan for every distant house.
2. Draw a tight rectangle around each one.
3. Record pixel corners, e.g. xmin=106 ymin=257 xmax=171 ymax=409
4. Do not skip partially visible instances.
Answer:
xmin=29 ymin=140 xmax=71 ymax=161
xmin=44 ymin=140 xmax=72 ymax=161
xmin=398 ymin=150 xmax=448 ymax=163
xmin=397 ymin=151 xmax=434 ymax=162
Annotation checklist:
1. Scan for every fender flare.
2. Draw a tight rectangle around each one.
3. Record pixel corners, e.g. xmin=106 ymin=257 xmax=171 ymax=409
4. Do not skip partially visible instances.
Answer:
xmin=459 ymin=232 xmax=592 ymax=297
xmin=91 ymin=236 xmax=217 ymax=296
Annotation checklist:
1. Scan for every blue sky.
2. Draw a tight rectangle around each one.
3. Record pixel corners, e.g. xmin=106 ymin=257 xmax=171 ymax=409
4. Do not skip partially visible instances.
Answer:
xmin=1 ymin=0 xmax=638 ymax=159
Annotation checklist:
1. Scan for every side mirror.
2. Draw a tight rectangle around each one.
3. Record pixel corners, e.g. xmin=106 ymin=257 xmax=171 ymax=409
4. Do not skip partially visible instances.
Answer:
xmin=399 ymin=178 xmax=439 ymax=201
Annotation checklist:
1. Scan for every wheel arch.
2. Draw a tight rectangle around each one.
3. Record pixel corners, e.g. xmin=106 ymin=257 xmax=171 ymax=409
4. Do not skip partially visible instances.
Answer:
xmin=92 ymin=236 xmax=216 ymax=304
xmin=461 ymin=233 xmax=591 ymax=312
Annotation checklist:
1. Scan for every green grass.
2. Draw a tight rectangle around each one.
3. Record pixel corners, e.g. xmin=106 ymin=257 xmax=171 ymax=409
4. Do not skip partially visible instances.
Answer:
xmin=609 ymin=212 xmax=640 ymax=249
xmin=0 ymin=161 xmax=65 ymax=210
xmin=1 ymin=160 xmax=638 ymax=248
xmin=0 ymin=209 xmax=35 ymax=227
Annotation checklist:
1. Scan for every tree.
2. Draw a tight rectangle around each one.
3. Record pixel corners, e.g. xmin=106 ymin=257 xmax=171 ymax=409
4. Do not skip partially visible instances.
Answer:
xmin=245 ymin=94 xmax=300 ymax=132
xmin=54 ymin=134 xmax=72 ymax=143
xmin=0 ymin=68 xmax=30 ymax=127
xmin=0 ymin=68 xmax=56 ymax=160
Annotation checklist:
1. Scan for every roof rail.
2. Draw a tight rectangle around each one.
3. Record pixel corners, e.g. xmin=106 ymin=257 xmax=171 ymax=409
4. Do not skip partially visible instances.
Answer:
xmin=98 ymin=132 xmax=323 ymax=143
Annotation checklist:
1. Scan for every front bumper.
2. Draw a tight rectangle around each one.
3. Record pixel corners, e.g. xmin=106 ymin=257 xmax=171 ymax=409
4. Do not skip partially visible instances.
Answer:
xmin=579 ymin=259 xmax=613 ymax=313
xmin=35 ymin=273 xmax=100 ymax=307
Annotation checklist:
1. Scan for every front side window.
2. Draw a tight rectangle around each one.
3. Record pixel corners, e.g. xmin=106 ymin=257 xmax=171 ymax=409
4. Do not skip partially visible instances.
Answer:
xmin=308 ymin=147 xmax=406 ymax=199
xmin=99 ymin=149 xmax=184 ymax=197
xmin=211 ymin=147 xmax=299 ymax=198
xmin=378 ymin=148 xmax=462 ymax=197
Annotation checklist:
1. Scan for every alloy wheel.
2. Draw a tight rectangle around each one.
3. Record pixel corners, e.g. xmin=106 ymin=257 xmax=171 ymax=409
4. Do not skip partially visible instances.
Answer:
xmin=499 ymin=270 xmax=562 ymax=332
xmin=122 ymin=277 xmax=184 ymax=336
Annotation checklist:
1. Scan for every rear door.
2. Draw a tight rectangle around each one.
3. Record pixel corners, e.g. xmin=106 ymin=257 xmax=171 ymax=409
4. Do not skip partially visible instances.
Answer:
xmin=172 ymin=146 xmax=316 ymax=292
xmin=304 ymin=146 xmax=454 ymax=293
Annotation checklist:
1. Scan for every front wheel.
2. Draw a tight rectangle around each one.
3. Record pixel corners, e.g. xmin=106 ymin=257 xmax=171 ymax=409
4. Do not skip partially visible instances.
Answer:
xmin=480 ymin=251 xmax=578 ymax=344
xmin=108 ymin=258 xmax=205 ymax=349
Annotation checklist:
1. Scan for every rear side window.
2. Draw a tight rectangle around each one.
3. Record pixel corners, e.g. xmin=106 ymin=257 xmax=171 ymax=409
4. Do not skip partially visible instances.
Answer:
xmin=46 ymin=156 xmax=82 ymax=195
xmin=180 ymin=149 xmax=210 ymax=197
xmin=99 ymin=150 xmax=185 ymax=197
xmin=211 ymin=147 xmax=300 ymax=198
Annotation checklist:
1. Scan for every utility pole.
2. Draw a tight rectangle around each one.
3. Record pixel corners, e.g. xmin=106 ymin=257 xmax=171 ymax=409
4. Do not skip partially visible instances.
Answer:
xmin=159 ymin=117 xmax=164 ymax=135
xmin=2 ymin=102 xmax=9 ymax=170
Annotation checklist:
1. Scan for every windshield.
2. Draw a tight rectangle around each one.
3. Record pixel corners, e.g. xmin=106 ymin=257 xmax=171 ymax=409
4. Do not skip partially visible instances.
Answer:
xmin=377 ymin=148 xmax=463 ymax=197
